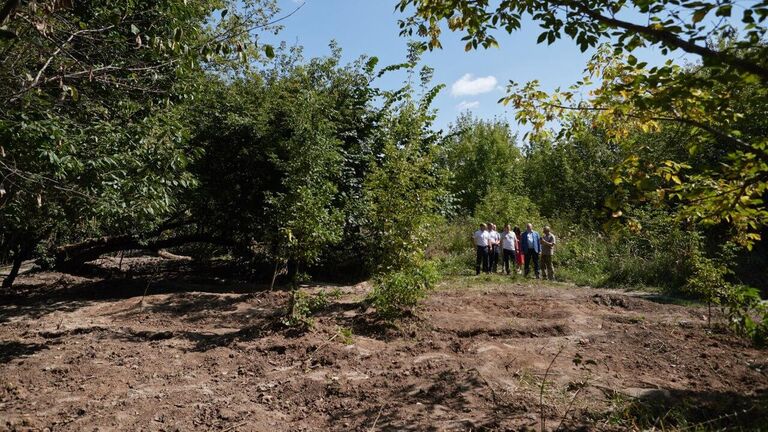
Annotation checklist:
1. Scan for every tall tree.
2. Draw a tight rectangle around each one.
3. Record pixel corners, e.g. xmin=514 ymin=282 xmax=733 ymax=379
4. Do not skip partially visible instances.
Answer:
xmin=442 ymin=115 xmax=523 ymax=215
xmin=185 ymin=46 xmax=388 ymax=279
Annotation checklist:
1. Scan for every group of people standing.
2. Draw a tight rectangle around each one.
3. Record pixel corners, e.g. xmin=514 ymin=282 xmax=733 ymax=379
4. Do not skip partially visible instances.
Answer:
xmin=472 ymin=223 xmax=557 ymax=280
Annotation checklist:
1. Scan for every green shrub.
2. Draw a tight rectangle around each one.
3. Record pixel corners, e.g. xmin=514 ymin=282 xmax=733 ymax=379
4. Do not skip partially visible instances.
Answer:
xmin=723 ymin=285 xmax=768 ymax=346
xmin=427 ymin=219 xmax=475 ymax=276
xmin=368 ymin=261 xmax=440 ymax=319
xmin=554 ymin=209 xmax=699 ymax=290
xmin=283 ymin=289 xmax=342 ymax=328
xmin=555 ymin=224 xmax=612 ymax=286
xmin=686 ymin=244 xmax=768 ymax=345
xmin=435 ymin=249 xmax=475 ymax=276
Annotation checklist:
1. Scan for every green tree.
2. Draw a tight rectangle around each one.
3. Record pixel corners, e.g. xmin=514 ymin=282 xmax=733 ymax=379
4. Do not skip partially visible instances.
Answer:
xmin=521 ymin=120 xmax=620 ymax=221
xmin=397 ymin=0 xmax=768 ymax=244
xmin=186 ymin=46 xmax=382 ymax=280
xmin=362 ymin=46 xmax=447 ymax=316
xmin=363 ymin=102 xmax=445 ymax=272
xmin=442 ymin=115 xmax=523 ymax=214
xmin=0 ymin=0 xmax=280 ymax=286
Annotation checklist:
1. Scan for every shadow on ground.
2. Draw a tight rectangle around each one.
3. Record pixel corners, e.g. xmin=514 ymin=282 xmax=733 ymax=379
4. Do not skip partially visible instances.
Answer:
xmin=598 ymin=387 xmax=768 ymax=431
xmin=0 ymin=340 xmax=54 ymax=364
xmin=0 ymin=259 xmax=275 ymax=324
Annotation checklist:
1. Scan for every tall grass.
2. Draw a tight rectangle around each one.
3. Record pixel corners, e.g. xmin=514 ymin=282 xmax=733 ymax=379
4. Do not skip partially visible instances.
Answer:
xmin=550 ymin=211 xmax=698 ymax=292
xmin=432 ymin=209 xmax=699 ymax=293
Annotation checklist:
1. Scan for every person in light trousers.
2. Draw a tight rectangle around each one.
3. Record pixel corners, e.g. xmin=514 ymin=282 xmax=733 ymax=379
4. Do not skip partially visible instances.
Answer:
xmin=540 ymin=225 xmax=557 ymax=280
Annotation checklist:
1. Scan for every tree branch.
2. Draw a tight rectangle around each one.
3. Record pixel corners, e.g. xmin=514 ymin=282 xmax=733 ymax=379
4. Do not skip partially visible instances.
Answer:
xmin=532 ymin=100 xmax=768 ymax=164
xmin=571 ymin=2 xmax=768 ymax=81
xmin=54 ymin=232 xmax=231 ymax=271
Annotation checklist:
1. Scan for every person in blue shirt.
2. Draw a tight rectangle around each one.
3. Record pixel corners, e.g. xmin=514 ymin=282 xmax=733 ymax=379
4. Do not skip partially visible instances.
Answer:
xmin=519 ymin=223 xmax=541 ymax=279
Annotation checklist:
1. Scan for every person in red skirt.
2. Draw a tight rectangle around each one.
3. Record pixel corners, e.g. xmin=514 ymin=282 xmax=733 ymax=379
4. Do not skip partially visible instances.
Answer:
xmin=513 ymin=226 xmax=524 ymax=274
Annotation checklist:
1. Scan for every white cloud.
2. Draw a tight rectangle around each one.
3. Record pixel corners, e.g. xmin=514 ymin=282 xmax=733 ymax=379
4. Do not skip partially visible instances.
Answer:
xmin=451 ymin=74 xmax=498 ymax=97
xmin=456 ymin=100 xmax=480 ymax=110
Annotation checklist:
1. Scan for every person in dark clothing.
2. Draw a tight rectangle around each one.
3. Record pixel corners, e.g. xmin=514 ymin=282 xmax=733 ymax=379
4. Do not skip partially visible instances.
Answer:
xmin=519 ymin=223 xmax=541 ymax=279
xmin=472 ymin=223 xmax=491 ymax=274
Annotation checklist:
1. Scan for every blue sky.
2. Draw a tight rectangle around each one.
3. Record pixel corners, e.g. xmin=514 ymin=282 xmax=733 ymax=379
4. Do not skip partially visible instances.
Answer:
xmin=266 ymin=0 xmax=686 ymax=133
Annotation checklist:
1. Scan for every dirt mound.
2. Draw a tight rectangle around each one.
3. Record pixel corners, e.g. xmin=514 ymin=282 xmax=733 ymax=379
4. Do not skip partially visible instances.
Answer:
xmin=1 ymin=269 xmax=766 ymax=431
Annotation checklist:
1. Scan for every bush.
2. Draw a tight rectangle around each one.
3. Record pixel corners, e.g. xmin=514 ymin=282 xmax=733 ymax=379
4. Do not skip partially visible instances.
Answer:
xmin=368 ymin=261 xmax=440 ymax=319
xmin=435 ymin=249 xmax=475 ymax=276
xmin=283 ymin=288 xmax=342 ymax=328
xmin=723 ymin=285 xmax=768 ymax=346
xmin=554 ymin=209 xmax=699 ymax=290
xmin=425 ymin=218 xmax=475 ymax=276
xmin=685 ymin=243 xmax=768 ymax=345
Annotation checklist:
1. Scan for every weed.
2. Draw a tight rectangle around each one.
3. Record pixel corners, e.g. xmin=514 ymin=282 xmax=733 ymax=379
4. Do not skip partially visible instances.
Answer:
xmin=283 ymin=289 xmax=338 ymax=328
xmin=337 ymin=326 xmax=354 ymax=345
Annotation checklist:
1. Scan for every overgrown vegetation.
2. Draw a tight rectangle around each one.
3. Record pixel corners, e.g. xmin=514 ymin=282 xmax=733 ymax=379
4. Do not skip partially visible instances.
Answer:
xmin=0 ymin=0 xmax=766 ymax=343
xmin=431 ymin=114 xmax=767 ymax=343
xmin=397 ymin=0 xmax=768 ymax=342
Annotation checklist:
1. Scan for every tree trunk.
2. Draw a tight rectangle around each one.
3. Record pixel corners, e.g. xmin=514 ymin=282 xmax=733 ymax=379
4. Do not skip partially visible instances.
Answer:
xmin=156 ymin=249 xmax=192 ymax=261
xmin=55 ymin=233 xmax=230 ymax=271
xmin=2 ymin=246 xmax=24 ymax=289
xmin=269 ymin=260 xmax=280 ymax=291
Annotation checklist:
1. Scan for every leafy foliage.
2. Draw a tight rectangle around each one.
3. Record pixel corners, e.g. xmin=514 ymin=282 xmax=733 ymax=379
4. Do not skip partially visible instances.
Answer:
xmin=283 ymin=288 xmax=342 ymax=328
xmin=504 ymin=47 xmax=768 ymax=246
xmin=362 ymin=102 xmax=445 ymax=272
xmin=521 ymin=125 xmax=620 ymax=221
xmin=441 ymin=116 xmax=523 ymax=214
xmin=686 ymin=242 xmax=768 ymax=345
xmin=0 ymin=0 xmax=279 ymax=283
xmin=187 ymin=53 xmax=361 ymax=270
xmin=368 ymin=261 xmax=440 ymax=320
xmin=397 ymin=0 xmax=768 ymax=78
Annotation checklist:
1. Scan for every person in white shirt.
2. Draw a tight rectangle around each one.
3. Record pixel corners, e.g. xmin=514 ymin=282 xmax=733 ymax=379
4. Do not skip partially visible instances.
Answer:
xmin=501 ymin=224 xmax=517 ymax=275
xmin=488 ymin=223 xmax=501 ymax=273
xmin=471 ymin=223 xmax=491 ymax=275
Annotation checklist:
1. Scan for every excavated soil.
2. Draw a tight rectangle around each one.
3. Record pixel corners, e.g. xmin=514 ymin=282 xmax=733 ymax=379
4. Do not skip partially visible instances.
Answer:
xmin=1 ymin=258 xmax=767 ymax=431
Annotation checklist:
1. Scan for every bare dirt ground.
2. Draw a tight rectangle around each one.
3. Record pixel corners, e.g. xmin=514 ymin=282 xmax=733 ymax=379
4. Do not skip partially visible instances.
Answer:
xmin=1 ymin=258 xmax=767 ymax=431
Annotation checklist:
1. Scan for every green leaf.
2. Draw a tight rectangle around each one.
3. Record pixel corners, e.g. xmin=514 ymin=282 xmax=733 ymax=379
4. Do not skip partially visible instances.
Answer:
xmin=692 ymin=8 xmax=708 ymax=23
xmin=264 ymin=44 xmax=275 ymax=59
xmin=130 ymin=24 xmax=140 ymax=35
xmin=715 ymin=4 xmax=732 ymax=17
xmin=365 ymin=56 xmax=380 ymax=72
